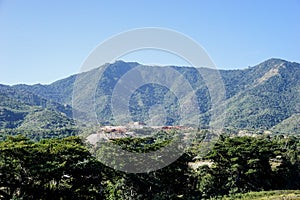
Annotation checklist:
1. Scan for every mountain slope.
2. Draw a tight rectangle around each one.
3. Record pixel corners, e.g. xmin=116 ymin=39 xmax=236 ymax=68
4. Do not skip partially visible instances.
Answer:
xmin=219 ymin=59 xmax=300 ymax=131
xmin=3 ymin=58 xmax=300 ymax=134
xmin=0 ymin=84 xmax=77 ymax=139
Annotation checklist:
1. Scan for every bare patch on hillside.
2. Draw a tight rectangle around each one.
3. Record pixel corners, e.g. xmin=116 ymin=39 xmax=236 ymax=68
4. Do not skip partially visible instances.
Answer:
xmin=256 ymin=62 xmax=286 ymax=85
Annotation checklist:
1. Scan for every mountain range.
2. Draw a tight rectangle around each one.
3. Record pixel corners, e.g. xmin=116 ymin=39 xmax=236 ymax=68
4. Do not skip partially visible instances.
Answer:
xmin=0 ymin=58 xmax=299 ymax=138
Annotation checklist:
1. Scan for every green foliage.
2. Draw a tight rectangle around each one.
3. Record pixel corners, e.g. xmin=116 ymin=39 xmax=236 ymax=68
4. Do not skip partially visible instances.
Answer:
xmin=0 ymin=136 xmax=104 ymax=199
xmin=0 ymin=134 xmax=300 ymax=199
xmin=95 ymin=133 xmax=300 ymax=199
xmin=205 ymin=137 xmax=275 ymax=195
xmin=195 ymin=135 xmax=300 ymax=198
xmin=110 ymin=130 xmax=174 ymax=153
xmin=101 ymin=153 xmax=196 ymax=200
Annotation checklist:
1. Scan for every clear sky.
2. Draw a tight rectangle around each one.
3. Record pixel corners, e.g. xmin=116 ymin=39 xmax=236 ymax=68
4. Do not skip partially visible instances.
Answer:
xmin=0 ymin=0 xmax=299 ymax=85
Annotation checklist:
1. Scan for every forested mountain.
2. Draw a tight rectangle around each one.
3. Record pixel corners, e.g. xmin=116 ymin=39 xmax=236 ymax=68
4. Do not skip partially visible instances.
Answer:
xmin=1 ymin=58 xmax=299 ymax=135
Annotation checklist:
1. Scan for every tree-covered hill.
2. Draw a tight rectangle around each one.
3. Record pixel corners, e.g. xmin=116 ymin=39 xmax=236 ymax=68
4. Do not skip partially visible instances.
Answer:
xmin=0 ymin=84 xmax=77 ymax=139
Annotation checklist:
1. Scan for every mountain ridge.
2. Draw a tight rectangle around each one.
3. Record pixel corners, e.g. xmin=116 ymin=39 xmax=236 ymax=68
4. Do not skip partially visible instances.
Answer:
xmin=0 ymin=58 xmax=299 ymax=137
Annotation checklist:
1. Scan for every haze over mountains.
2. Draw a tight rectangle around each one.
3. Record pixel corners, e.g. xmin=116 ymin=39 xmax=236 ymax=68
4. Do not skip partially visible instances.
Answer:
xmin=0 ymin=58 xmax=299 ymax=137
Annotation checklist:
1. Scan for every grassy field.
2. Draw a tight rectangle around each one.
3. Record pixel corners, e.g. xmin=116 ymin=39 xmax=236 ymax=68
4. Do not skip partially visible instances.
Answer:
xmin=219 ymin=190 xmax=300 ymax=200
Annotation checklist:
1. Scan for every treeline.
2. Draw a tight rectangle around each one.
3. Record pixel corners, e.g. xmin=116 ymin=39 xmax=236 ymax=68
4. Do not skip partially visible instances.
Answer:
xmin=0 ymin=127 xmax=78 ymax=141
xmin=0 ymin=134 xmax=299 ymax=199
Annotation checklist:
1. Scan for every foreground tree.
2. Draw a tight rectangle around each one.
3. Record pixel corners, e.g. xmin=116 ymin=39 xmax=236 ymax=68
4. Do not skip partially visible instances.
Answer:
xmin=197 ymin=135 xmax=300 ymax=198
xmin=204 ymin=136 xmax=276 ymax=195
xmin=0 ymin=135 xmax=104 ymax=199
xmin=1 ymin=134 xmax=299 ymax=199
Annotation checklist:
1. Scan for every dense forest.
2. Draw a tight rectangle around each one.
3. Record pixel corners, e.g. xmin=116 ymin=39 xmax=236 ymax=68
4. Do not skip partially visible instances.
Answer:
xmin=1 ymin=133 xmax=299 ymax=199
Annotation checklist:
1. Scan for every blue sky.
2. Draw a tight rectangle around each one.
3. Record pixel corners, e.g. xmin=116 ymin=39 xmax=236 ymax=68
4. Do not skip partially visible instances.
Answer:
xmin=0 ymin=0 xmax=299 ymax=85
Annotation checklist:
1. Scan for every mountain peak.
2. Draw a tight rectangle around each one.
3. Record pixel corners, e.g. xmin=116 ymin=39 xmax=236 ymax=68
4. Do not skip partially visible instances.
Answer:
xmin=258 ymin=58 xmax=288 ymax=67
xmin=112 ymin=60 xmax=141 ymax=66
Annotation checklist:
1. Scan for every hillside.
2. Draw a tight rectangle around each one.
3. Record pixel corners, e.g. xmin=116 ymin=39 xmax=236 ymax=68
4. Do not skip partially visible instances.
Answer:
xmin=219 ymin=59 xmax=300 ymax=131
xmin=1 ymin=58 xmax=299 ymax=136
xmin=0 ymin=84 xmax=77 ymax=139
